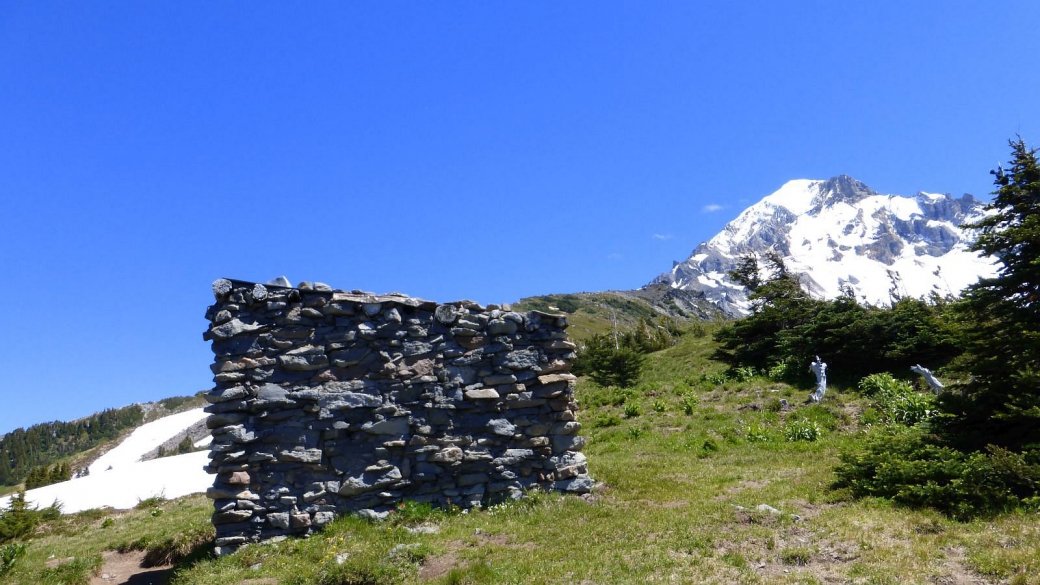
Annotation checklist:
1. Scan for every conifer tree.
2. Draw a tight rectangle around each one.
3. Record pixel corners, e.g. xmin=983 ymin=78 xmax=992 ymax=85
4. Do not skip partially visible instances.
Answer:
xmin=942 ymin=138 xmax=1040 ymax=450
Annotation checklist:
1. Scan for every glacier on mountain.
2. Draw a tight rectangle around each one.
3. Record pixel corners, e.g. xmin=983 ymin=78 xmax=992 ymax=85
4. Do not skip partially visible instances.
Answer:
xmin=651 ymin=176 xmax=998 ymax=316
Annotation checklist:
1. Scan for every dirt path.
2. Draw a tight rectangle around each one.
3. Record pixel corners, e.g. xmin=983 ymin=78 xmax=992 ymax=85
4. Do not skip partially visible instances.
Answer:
xmin=90 ymin=550 xmax=173 ymax=585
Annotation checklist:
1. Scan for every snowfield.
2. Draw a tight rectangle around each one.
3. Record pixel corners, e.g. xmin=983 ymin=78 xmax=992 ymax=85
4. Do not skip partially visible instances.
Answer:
xmin=0 ymin=408 xmax=213 ymax=514
xmin=87 ymin=408 xmax=209 ymax=475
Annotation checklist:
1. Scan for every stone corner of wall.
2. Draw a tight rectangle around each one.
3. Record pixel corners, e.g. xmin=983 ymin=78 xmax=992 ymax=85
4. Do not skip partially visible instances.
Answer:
xmin=202 ymin=278 xmax=591 ymax=550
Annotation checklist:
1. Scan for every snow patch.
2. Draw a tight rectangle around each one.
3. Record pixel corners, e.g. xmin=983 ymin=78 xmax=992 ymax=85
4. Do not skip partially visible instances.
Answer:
xmin=88 ymin=408 xmax=208 ymax=474
xmin=0 ymin=408 xmax=213 ymax=514
xmin=762 ymin=179 xmax=818 ymax=215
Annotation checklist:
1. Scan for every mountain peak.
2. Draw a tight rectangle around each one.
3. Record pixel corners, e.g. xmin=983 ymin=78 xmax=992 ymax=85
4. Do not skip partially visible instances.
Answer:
xmin=654 ymin=177 xmax=995 ymax=316
xmin=760 ymin=176 xmax=876 ymax=216
xmin=816 ymin=175 xmax=876 ymax=206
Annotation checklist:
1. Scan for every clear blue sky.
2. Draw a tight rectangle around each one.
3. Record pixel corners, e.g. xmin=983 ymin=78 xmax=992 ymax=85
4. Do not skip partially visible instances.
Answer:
xmin=2 ymin=2 xmax=1038 ymax=433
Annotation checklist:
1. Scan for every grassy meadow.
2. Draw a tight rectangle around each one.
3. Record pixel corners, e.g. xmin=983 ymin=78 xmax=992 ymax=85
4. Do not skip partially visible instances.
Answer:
xmin=2 ymin=326 xmax=1038 ymax=584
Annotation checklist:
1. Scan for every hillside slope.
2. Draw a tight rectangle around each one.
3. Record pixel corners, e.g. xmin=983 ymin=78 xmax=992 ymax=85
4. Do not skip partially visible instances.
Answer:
xmin=513 ymin=283 xmax=724 ymax=340
xmin=6 ymin=332 xmax=1036 ymax=584
xmin=0 ymin=408 xmax=212 ymax=514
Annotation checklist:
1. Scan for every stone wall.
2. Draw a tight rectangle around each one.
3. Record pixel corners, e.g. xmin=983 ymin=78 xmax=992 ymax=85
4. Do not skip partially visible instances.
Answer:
xmin=202 ymin=279 xmax=592 ymax=551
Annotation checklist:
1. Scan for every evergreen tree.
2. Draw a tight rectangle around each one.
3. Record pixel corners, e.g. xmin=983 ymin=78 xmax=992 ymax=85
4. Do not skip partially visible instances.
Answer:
xmin=47 ymin=463 xmax=70 ymax=485
xmin=714 ymin=254 xmax=823 ymax=371
xmin=0 ymin=491 xmax=60 ymax=543
xmin=574 ymin=333 xmax=647 ymax=388
xmin=942 ymin=138 xmax=1040 ymax=450
xmin=728 ymin=254 xmax=762 ymax=291
xmin=23 ymin=468 xmax=39 ymax=490
xmin=177 ymin=435 xmax=196 ymax=455
xmin=0 ymin=405 xmax=143 ymax=488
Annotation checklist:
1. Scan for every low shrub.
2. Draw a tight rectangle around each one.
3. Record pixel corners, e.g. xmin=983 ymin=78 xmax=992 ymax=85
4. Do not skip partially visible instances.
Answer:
xmin=0 ymin=543 xmax=26 ymax=577
xmin=834 ymin=426 xmax=1040 ymax=520
xmin=767 ymin=361 xmax=790 ymax=381
xmin=784 ymin=420 xmax=821 ymax=442
xmin=779 ymin=546 xmax=814 ymax=566
xmin=765 ymin=397 xmax=784 ymax=412
xmin=699 ymin=439 xmax=719 ymax=457
xmin=0 ymin=491 xmax=61 ymax=543
xmin=745 ymin=424 xmax=771 ymax=443
xmin=681 ymin=394 xmax=698 ymax=415
xmin=387 ymin=501 xmax=439 ymax=526
xmin=858 ymin=372 xmax=907 ymax=397
xmin=733 ymin=366 xmax=757 ymax=383
xmin=858 ymin=373 xmax=935 ymax=426
xmin=135 ymin=493 xmax=166 ymax=510
xmin=795 ymin=404 xmax=841 ymax=432
xmin=589 ymin=412 xmax=622 ymax=428
xmin=581 ymin=386 xmax=634 ymax=408
xmin=705 ymin=372 xmax=728 ymax=385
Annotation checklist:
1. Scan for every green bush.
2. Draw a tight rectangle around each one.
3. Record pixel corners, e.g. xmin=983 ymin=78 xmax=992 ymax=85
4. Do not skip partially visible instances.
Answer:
xmin=796 ymin=404 xmax=842 ymax=432
xmin=0 ymin=543 xmax=26 ymax=576
xmin=784 ymin=420 xmax=821 ymax=442
xmin=744 ymin=424 xmax=771 ymax=443
xmin=699 ymin=439 xmax=719 ymax=457
xmin=581 ymin=386 xmax=634 ymax=408
xmin=681 ymin=394 xmax=698 ymax=415
xmin=890 ymin=391 xmax=935 ymax=426
xmin=589 ymin=413 xmax=622 ymax=428
xmin=575 ymin=335 xmax=646 ymax=388
xmin=624 ymin=403 xmax=641 ymax=418
xmin=858 ymin=372 xmax=911 ymax=397
xmin=767 ymin=361 xmax=790 ymax=381
xmin=135 ymin=493 xmax=166 ymax=510
xmin=733 ymin=366 xmax=757 ymax=383
xmin=834 ymin=427 xmax=1040 ymax=520
xmin=779 ymin=546 xmax=814 ymax=566
xmin=0 ymin=491 xmax=61 ymax=544
xmin=388 ymin=500 xmax=438 ymax=525
xmin=705 ymin=372 xmax=728 ymax=385
xmin=858 ymin=373 xmax=935 ymax=426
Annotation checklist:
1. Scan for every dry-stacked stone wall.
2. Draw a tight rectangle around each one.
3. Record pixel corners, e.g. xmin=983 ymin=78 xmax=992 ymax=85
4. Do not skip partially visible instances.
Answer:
xmin=202 ymin=279 xmax=592 ymax=551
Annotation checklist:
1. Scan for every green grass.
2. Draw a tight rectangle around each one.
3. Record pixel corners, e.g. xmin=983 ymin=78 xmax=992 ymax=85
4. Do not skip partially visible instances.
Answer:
xmin=3 ymin=331 xmax=1039 ymax=584
xmin=0 ymin=494 xmax=214 ymax=584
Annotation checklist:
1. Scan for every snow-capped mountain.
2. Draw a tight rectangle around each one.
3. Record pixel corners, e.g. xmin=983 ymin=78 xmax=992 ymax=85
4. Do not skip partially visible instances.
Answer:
xmin=651 ymin=176 xmax=998 ymax=315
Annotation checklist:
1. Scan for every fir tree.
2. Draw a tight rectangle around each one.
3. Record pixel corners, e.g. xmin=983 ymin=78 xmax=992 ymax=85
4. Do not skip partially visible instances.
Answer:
xmin=0 ymin=491 xmax=60 ymax=543
xmin=942 ymin=138 xmax=1040 ymax=450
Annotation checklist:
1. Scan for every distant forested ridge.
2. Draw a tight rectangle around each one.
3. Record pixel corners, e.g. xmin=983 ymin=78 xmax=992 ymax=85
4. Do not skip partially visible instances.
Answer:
xmin=0 ymin=405 xmax=143 ymax=487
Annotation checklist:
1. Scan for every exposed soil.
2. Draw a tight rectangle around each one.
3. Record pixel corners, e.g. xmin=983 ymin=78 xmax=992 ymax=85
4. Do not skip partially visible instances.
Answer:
xmin=419 ymin=551 xmax=458 ymax=580
xmin=939 ymin=547 xmax=994 ymax=585
xmin=91 ymin=550 xmax=172 ymax=585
